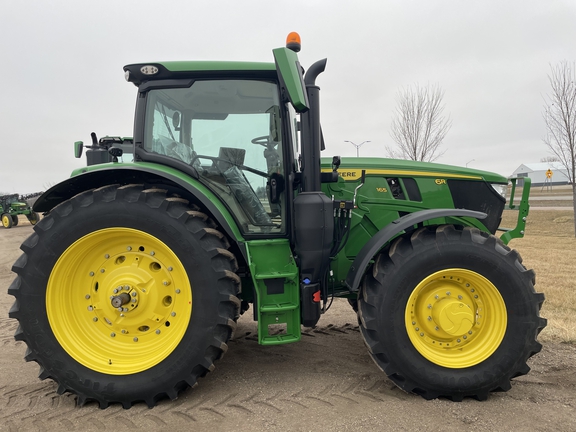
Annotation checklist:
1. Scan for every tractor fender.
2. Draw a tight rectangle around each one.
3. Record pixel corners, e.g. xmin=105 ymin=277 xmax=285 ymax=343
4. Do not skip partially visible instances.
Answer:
xmin=345 ymin=208 xmax=487 ymax=292
xmin=33 ymin=165 xmax=244 ymax=250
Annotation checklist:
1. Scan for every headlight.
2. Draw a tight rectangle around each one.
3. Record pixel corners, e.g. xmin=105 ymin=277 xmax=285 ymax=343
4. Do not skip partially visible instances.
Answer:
xmin=490 ymin=183 xmax=507 ymax=198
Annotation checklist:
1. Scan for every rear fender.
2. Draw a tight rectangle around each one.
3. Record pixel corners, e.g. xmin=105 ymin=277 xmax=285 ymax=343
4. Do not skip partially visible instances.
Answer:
xmin=33 ymin=165 xmax=245 ymax=250
xmin=345 ymin=209 xmax=487 ymax=292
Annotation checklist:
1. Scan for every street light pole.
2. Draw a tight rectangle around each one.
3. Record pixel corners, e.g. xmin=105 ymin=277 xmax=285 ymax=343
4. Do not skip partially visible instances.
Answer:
xmin=345 ymin=140 xmax=371 ymax=157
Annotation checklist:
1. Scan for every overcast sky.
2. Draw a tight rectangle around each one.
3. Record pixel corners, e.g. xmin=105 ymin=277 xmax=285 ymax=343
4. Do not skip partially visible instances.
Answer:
xmin=1 ymin=0 xmax=575 ymax=194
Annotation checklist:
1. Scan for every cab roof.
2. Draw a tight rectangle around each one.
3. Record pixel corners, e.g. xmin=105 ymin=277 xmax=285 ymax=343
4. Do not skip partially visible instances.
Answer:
xmin=123 ymin=61 xmax=277 ymax=86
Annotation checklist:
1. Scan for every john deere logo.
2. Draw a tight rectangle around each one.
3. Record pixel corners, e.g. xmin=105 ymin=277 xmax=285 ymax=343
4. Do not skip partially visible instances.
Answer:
xmin=340 ymin=171 xmax=358 ymax=178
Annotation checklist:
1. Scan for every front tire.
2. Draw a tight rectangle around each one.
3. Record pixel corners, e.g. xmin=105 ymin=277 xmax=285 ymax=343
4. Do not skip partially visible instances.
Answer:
xmin=9 ymin=184 xmax=240 ymax=408
xmin=358 ymin=225 xmax=546 ymax=401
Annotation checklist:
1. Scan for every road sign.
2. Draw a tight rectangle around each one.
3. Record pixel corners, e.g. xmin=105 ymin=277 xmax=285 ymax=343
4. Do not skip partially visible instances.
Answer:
xmin=546 ymin=169 xmax=553 ymax=179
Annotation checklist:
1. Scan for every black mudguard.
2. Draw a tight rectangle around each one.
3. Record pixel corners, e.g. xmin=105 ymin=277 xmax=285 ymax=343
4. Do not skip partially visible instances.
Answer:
xmin=345 ymin=209 xmax=487 ymax=291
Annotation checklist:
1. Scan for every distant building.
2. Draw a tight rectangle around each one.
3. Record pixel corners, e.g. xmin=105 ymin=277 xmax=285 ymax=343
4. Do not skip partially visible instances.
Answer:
xmin=511 ymin=162 xmax=570 ymax=187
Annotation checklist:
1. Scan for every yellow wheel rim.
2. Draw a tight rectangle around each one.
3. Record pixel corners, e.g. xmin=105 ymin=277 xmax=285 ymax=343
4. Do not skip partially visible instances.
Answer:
xmin=2 ymin=215 xmax=10 ymax=227
xmin=47 ymin=228 xmax=192 ymax=375
xmin=405 ymin=269 xmax=507 ymax=368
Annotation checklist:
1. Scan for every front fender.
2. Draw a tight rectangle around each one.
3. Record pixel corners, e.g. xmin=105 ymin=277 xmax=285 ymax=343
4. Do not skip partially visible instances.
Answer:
xmin=345 ymin=208 xmax=487 ymax=292
xmin=34 ymin=163 xmax=244 ymax=245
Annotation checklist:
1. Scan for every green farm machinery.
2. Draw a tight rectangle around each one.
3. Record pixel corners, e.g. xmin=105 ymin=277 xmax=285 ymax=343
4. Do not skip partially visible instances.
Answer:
xmin=1 ymin=194 xmax=39 ymax=228
xmin=8 ymin=33 xmax=545 ymax=408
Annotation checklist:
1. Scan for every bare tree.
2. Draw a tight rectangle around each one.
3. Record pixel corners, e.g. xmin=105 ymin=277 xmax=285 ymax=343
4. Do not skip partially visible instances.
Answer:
xmin=540 ymin=156 xmax=560 ymax=163
xmin=542 ymin=61 xmax=576 ymax=236
xmin=387 ymin=83 xmax=452 ymax=162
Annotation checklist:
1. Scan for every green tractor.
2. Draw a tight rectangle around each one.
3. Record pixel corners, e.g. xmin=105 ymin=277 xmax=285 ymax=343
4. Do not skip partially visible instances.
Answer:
xmin=8 ymin=33 xmax=545 ymax=408
xmin=0 ymin=194 xmax=39 ymax=228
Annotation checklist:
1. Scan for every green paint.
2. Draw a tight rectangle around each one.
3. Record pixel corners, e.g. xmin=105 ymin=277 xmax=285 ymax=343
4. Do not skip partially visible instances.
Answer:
xmin=499 ymin=177 xmax=531 ymax=244
xmin=160 ymin=61 xmax=276 ymax=72
xmin=272 ymin=47 xmax=309 ymax=112
xmin=245 ymin=239 xmax=301 ymax=345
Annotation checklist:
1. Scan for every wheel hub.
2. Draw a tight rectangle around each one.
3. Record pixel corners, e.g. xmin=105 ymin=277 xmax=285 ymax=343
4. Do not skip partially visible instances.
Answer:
xmin=431 ymin=298 xmax=475 ymax=336
xmin=110 ymin=291 xmax=132 ymax=309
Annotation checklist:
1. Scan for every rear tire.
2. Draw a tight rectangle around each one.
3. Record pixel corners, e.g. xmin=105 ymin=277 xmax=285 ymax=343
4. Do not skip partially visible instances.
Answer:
xmin=2 ymin=213 xmax=13 ymax=228
xmin=12 ymin=215 xmax=19 ymax=226
xmin=9 ymin=184 xmax=240 ymax=408
xmin=358 ymin=225 xmax=546 ymax=401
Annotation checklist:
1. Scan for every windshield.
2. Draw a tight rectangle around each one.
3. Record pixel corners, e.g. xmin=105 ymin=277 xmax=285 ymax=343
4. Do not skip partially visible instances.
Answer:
xmin=144 ymin=80 xmax=285 ymax=235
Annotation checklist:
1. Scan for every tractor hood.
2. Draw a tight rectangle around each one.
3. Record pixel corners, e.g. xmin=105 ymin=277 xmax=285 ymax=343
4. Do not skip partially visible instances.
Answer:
xmin=321 ymin=157 xmax=508 ymax=184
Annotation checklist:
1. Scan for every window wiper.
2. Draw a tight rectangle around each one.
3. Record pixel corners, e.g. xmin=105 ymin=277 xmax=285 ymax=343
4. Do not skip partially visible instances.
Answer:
xmin=157 ymin=103 xmax=175 ymax=141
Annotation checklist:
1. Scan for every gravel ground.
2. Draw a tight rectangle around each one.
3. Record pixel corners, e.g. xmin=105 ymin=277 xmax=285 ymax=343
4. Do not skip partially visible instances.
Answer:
xmin=1 ymin=220 xmax=575 ymax=432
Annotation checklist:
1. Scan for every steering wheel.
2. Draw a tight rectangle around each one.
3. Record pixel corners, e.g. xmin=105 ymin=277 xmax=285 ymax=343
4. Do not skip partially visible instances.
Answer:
xmin=251 ymin=135 xmax=271 ymax=147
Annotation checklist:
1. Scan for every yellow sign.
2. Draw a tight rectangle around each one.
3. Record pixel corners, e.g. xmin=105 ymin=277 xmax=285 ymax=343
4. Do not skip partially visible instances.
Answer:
xmin=546 ymin=169 xmax=553 ymax=179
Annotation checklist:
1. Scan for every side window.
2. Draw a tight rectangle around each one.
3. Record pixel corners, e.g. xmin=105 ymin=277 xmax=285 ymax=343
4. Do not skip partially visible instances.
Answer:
xmin=144 ymin=80 xmax=285 ymax=235
xmin=146 ymin=100 xmax=191 ymax=164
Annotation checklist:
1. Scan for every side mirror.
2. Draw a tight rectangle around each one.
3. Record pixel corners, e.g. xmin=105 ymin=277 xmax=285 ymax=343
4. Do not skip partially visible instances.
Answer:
xmin=172 ymin=111 xmax=181 ymax=130
xmin=74 ymin=141 xmax=84 ymax=158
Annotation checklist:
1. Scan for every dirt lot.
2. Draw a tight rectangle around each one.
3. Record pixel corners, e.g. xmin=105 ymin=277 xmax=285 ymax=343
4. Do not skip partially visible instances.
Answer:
xmin=1 ymin=219 xmax=575 ymax=432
